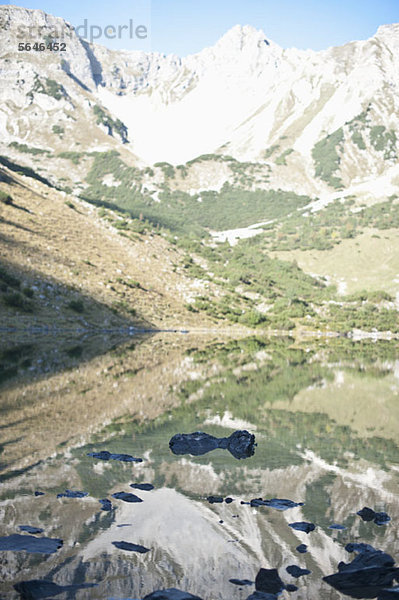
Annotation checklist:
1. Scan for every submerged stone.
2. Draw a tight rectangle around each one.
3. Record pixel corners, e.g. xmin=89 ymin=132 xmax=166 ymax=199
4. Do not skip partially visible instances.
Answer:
xmin=289 ymin=521 xmax=315 ymax=533
xmin=207 ymin=496 xmax=223 ymax=504
xmin=244 ymin=498 xmax=303 ymax=510
xmin=226 ymin=430 xmax=256 ymax=459
xmin=112 ymin=541 xmax=150 ymax=553
xmin=357 ymin=507 xmax=391 ymax=526
xmin=264 ymin=498 xmax=303 ymax=511
xmin=323 ymin=543 xmax=398 ymax=598
xmin=378 ymin=587 xmax=399 ymax=599
xmin=169 ymin=432 xmax=219 ymax=456
xmin=296 ymin=544 xmax=308 ymax=553
xmin=229 ymin=579 xmax=253 ymax=586
xmin=87 ymin=450 xmax=143 ymax=463
xmin=112 ymin=492 xmax=143 ymax=503
xmin=357 ymin=506 xmax=376 ymax=522
xmin=346 ymin=543 xmax=376 ymax=554
xmin=13 ymin=579 xmax=97 ymax=599
xmin=99 ymin=498 xmax=113 ymax=511
xmin=143 ymin=589 xmax=203 ymax=599
xmin=18 ymin=526 xmax=44 ymax=535
xmin=247 ymin=591 xmax=280 ymax=599
xmin=0 ymin=534 xmax=62 ymax=554
xmin=57 ymin=489 xmax=88 ymax=498
xmin=169 ymin=430 xmax=255 ymax=459
xmin=286 ymin=565 xmax=311 ymax=577
xmin=130 ymin=483 xmax=154 ymax=491
xmin=255 ymin=568 xmax=285 ymax=594
xmin=374 ymin=512 xmax=391 ymax=526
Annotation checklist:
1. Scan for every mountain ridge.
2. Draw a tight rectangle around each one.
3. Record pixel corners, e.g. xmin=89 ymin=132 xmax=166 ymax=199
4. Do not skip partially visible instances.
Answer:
xmin=1 ymin=5 xmax=398 ymax=170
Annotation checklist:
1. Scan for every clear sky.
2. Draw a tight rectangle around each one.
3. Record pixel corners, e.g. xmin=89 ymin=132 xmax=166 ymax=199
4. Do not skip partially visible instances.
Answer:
xmin=7 ymin=0 xmax=399 ymax=54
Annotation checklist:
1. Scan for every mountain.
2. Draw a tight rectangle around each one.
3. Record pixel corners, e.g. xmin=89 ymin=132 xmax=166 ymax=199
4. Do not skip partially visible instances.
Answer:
xmin=0 ymin=6 xmax=398 ymax=333
xmin=1 ymin=6 xmax=398 ymax=193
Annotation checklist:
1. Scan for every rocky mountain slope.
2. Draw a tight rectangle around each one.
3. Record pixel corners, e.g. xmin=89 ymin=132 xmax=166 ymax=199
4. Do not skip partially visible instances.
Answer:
xmin=0 ymin=6 xmax=398 ymax=197
xmin=0 ymin=6 xmax=398 ymax=333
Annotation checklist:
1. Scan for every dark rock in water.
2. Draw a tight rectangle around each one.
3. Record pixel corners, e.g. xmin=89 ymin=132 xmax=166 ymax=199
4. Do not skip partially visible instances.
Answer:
xmin=87 ymin=450 xmax=143 ymax=463
xmin=374 ymin=512 xmax=391 ymax=526
xmin=329 ymin=523 xmax=346 ymax=530
xmin=226 ymin=430 xmax=256 ymax=459
xmin=207 ymin=496 xmax=223 ymax=504
xmin=286 ymin=565 xmax=311 ymax=577
xmin=99 ymin=498 xmax=112 ymax=511
xmin=357 ymin=508 xmax=391 ymax=526
xmin=169 ymin=432 xmax=220 ymax=456
xmin=229 ymin=579 xmax=253 ymax=586
xmin=249 ymin=498 xmax=267 ymax=507
xmin=289 ymin=521 xmax=315 ymax=533
xmin=245 ymin=498 xmax=303 ymax=510
xmin=143 ymin=589 xmax=203 ymax=599
xmin=169 ymin=430 xmax=255 ymax=459
xmin=296 ymin=544 xmax=308 ymax=553
xmin=225 ymin=497 xmax=234 ymax=504
xmin=264 ymin=498 xmax=304 ymax=511
xmin=13 ymin=579 xmax=97 ymax=599
xmin=247 ymin=591 xmax=280 ymax=599
xmin=357 ymin=507 xmax=376 ymax=521
xmin=0 ymin=534 xmax=62 ymax=554
xmin=57 ymin=489 xmax=88 ymax=498
xmin=112 ymin=541 xmax=150 ymax=553
xmin=378 ymin=587 xmax=399 ymax=599
xmin=285 ymin=584 xmax=298 ymax=592
xmin=18 ymin=526 xmax=44 ymax=535
xmin=323 ymin=543 xmax=398 ymax=598
xmin=255 ymin=568 xmax=285 ymax=594
xmin=112 ymin=492 xmax=143 ymax=503
xmin=34 ymin=491 xmax=44 ymax=497
xmin=130 ymin=483 xmax=154 ymax=491
xmin=346 ymin=543 xmax=376 ymax=554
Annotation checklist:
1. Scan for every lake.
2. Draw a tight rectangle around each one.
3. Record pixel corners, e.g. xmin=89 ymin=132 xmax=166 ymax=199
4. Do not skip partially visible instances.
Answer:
xmin=0 ymin=332 xmax=398 ymax=599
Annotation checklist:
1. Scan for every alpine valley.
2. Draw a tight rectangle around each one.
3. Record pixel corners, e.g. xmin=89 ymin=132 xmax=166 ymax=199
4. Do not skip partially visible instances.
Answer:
xmin=0 ymin=5 xmax=399 ymax=334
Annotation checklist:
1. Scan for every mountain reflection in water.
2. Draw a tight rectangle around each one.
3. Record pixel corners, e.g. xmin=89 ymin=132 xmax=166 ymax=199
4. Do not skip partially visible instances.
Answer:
xmin=0 ymin=334 xmax=398 ymax=599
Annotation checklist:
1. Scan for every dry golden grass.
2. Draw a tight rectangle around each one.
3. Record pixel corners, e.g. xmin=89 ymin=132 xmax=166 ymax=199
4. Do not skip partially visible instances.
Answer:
xmin=0 ymin=166 xmax=223 ymax=330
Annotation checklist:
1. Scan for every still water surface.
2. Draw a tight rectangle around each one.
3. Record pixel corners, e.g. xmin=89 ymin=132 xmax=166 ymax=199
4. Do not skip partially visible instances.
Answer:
xmin=0 ymin=333 xmax=398 ymax=599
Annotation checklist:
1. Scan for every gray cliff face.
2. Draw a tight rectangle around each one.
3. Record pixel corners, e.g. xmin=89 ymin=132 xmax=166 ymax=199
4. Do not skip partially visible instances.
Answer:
xmin=0 ymin=6 xmax=398 ymax=194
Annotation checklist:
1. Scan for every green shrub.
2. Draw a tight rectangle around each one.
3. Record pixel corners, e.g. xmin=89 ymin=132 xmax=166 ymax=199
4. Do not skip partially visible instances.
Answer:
xmin=67 ymin=299 xmax=84 ymax=313
xmin=312 ymin=128 xmax=344 ymax=188
xmin=58 ymin=151 xmax=83 ymax=165
xmin=52 ymin=125 xmax=65 ymax=136
xmin=154 ymin=162 xmax=175 ymax=178
xmin=9 ymin=142 xmax=50 ymax=156
xmin=0 ymin=190 xmax=13 ymax=205
xmin=3 ymin=291 xmax=32 ymax=311
xmin=93 ymin=105 xmax=128 ymax=140
xmin=22 ymin=287 xmax=34 ymax=298
xmin=275 ymin=148 xmax=294 ymax=165
xmin=351 ymin=131 xmax=366 ymax=150
xmin=369 ymin=126 xmax=397 ymax=159
xmin=0 ymin=265 xmax=20 ymax=288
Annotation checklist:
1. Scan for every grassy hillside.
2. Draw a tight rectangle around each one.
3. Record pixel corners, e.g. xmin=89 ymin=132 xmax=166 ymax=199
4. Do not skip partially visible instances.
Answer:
xmin=0 ymin=166 xmax=220 ymax=331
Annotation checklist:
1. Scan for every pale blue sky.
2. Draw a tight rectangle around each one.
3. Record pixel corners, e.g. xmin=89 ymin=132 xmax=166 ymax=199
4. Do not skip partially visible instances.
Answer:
xmin=8 ymin=0 xmax=399 ymax=54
